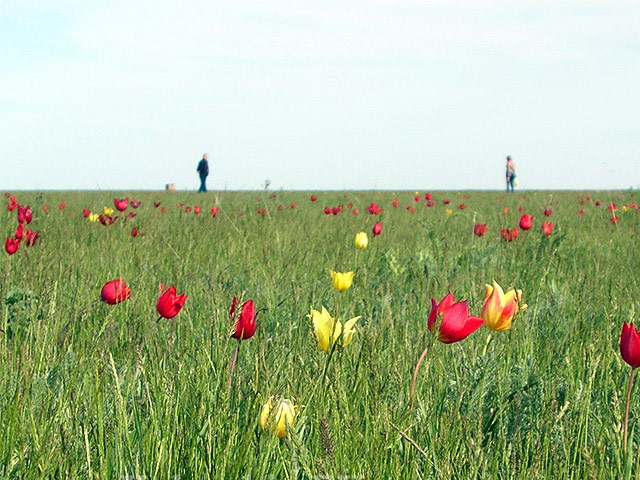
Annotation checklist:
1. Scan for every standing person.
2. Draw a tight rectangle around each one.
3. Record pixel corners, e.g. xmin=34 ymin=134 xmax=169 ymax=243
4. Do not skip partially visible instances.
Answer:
xmin=197 ymin=154 xmax=209 ymax=193
xmin=506 ymin=155 xmax=516 ymax=193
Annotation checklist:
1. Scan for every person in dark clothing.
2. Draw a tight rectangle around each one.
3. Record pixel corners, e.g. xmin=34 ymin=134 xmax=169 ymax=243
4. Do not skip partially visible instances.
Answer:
xmin=197 ymin=154 xmax=209 ymax=192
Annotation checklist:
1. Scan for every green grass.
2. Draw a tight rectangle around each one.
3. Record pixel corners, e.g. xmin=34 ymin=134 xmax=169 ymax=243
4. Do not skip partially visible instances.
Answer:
xmin=1 ymin=190 xmax=639 ymax=479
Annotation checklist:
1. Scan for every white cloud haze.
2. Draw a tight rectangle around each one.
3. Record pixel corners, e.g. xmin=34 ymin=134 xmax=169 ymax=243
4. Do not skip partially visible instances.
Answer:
xmin=1 ymin=0 xmax=638 ymax=190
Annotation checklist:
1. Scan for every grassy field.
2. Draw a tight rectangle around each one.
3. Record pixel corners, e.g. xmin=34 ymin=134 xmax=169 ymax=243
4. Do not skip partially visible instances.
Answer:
xmin=1 ymin=189 xmax=639 ymax=479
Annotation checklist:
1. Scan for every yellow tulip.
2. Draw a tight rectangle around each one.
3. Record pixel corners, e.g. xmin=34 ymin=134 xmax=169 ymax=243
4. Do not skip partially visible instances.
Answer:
xmin=354 ymin=232 xmax=368 ymax=249
xmin=259 ymin=397 xmax=297 ymax=438
xmin=446 ymin=209 xmax=453 ymax=215
xmin=329 ymin=270 xmax=354 ymax=292
xmin=481 ymin=280 xmax=520 ymax=332
xmin=308 ymin=306 xmax=361 ymax=352
xmin=88 ymin=213 xmax=99 ymax=222
xmin=103 ymin=207 xmax=114 ymax=216
xmin=623 ymin=205 xmax=629 ymax=212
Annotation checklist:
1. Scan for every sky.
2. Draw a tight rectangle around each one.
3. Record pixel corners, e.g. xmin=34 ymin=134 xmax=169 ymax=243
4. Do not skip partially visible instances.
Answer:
xmin=1 ymin=0 xmax=639 ymax=191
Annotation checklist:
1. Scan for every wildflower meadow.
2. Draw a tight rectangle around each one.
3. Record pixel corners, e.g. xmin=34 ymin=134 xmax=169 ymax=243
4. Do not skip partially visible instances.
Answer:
xmin=2 ymin=189 xmax=640 ymax=479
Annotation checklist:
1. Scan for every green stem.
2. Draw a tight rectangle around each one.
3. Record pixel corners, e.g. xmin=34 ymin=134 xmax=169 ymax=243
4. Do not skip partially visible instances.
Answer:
xmin=624 ymin=368 xmax=636 ymax=454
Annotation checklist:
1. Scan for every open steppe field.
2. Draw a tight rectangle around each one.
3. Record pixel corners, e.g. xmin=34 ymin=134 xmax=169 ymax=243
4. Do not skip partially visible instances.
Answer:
xmin=2 ymin=189 xmax=640 ymax=479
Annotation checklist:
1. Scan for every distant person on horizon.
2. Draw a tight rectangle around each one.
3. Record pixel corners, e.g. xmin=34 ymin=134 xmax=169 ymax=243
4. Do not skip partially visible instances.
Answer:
xmin=506 ymin=155 xmax=516 ymax=192
xmin=197 ymin=154 xmax=209 ymax=193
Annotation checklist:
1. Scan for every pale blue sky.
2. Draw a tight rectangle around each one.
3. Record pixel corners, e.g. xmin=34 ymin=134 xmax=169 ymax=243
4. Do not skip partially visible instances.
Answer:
xmin=1 ymin=0 xmax=638 ymax=191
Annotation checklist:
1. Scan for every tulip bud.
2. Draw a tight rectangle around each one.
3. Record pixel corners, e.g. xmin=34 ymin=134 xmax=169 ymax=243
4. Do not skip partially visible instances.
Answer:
xmin=329 ymin=270 xmax=354 ymax=292
xmin=156 ymin=285 xmax=187 ymax=319
xmin=4 ymin=237 xmax=19 ymax=255
xmin=259 ymin=397 xmax=297 ymax=438
xmin=621 ymin=322 xmax=640 ymax=368
xmin=519 ymin=214 xmax=533 ymax=230
xmin=100 ymin=279 xmax=131 ymax=305
xmin=372 ymin=221 xmax=382 ymax=236
xmin=354 ymin=232 xmax=368 ymax=249
xmin=230 ymin=299 xmax=258 ymax=340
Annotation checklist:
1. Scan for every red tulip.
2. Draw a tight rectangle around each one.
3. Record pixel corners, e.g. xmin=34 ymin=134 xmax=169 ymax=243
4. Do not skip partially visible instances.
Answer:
xmin=310 ymin=195 xmax=317 ymax=202
xmin=114 ymin=198 xmax=128 ymax=211
xmin=459 ymin=203 xmax=466 ymax=210
xmin=372 ymin=221 xmax=383 ymax=236
xmin=519 ymin=214 xmax=533 ymax=230
xmin=290 ymin=203 xmax=297 ymax=209
xmin=130 ymin=199 xmax=141 ymax=208
xmin=414 ymin=195 xmax=421 ymax=202
xmin=59 ymin=202 xmax=66 ymax=210
xmin=352 ymin=209 xmax=360 ymax=215
xmin=518 ymin=206 xmax=524 ymax=212
xmin=17 ymin=206 xmax=33 ymax=224
xmin=100 ymin=279 xmax=131 ymax=305
xmin=154 ymin=201 xmax=161 ymax=208
xmin=367 ymin=203 xmax=382 ymax=215
xmin=578 ymin=209 xmax=585 ymax=215
xmin=99 ymin=215 xmax=117 ymax=226
xmin=82 ymin=208 xmax=91 ymax=218
xmin=611 ymin=216 xmax=620 ymax=224
xmin=406 ymin=206 xmax=416 ymax=213
xmin=14 ymin=223 xmax=24 ymax=241
xmin=621 ymin=322 xmax=640 ymax=368
xmin=542 ymin=221 xmax=554 ymax=236
xmin=544 ymin=209 xmax=553 ymax=217
xmin=230 ymin=299 xmax=258 ymax=340
xmin=332 ymin=207 xmax=340 ymax=215
xmin=425 ymin=193 xmax=432 ymax=201
xmin=131 ymin=227 xmax=139 ymax=237
xmin=473 ymin=223 xmax=487 ymax=237
xmin=442 ymin=199 xmax=450 ymax=205
xmin=608 ymin=203 xmax=618 ymax=213
xmin=500 ymin=227 xmax=519 ymax=242
xmin=185 ymin=206 xmax=192 ymax=213
xmin=24 ymin=229 xmax=39 ymax=246
xmin=426 ymin=201 xmax=435 ymax=207
xmin=42 ymin=205 xmax=50 ymax=212
xmin=7 ymin=203 xmax=17 ymax=211
xmin=193 ymin=205 xmax=201 ymax=214
xmin=257 ymin=208 xmax=267 ymax=216
xmin=229 ymin=296 xmax=239 ymax=320
xmin=4 ymin=237 xmax=19 ymax=255
xmin=595 ymin=201 xmax=601 ymax=206
xmin=156 ymin=285 xmax=187 ymax=319
xmin=427 ymin=293 xmax=483 ymax=344
xmin=392 ymin=198 xmax=399 ymax=207
xmin=324 ymin=207 xmax=331 ymax=215
xmin=277 ymin=205 xmax=284 ymax=211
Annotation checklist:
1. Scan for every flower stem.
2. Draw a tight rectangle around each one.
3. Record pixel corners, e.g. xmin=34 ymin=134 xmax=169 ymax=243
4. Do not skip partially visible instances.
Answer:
xmin=138 ymin=315 xmax=163 ymax=350
xmin=409 ymin=344 xmax=431 ymax=409
xmin=227 ymin=339 xmax=241 ymax=392
xmin=482 ymin=333 xmax=493 ymax=356
xmin=624 ymin=368 xmax=636 ymax=454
